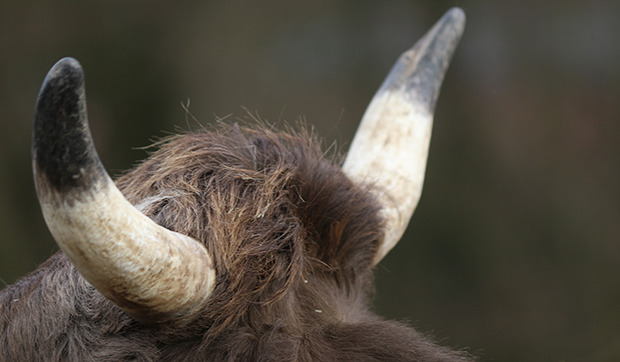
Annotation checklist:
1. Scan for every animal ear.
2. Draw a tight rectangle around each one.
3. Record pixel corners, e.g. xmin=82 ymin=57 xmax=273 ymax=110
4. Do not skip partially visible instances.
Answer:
xmin=32 ymin=58 xmax=216 ymax=325
xmin=343 ymin=8 xmax=465 ymax=264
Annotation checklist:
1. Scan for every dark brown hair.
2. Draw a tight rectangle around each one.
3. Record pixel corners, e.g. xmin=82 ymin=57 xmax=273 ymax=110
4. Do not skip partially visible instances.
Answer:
xmin=0 ymin=124 xmax=473 ymax=361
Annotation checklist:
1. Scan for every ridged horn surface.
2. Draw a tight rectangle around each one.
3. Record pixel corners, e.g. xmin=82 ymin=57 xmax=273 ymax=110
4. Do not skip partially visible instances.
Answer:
xmin=32 ymin=57 xmax=216 ymax=325
xmin=343 ymin=8 xmax=465 ymax=265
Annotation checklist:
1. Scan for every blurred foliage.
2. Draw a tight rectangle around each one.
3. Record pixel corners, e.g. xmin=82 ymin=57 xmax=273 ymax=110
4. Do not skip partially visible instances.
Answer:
xmin=1 ymin=1 xmax=619 ymax=361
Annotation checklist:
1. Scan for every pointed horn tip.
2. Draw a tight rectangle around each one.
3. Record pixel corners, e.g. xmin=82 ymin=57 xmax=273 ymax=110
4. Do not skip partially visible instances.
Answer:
xmin=42 ymin=57 xmax=83 ymax=87
xmin=34 ymin=56 xmax=99 ymax=193
xmin=429 ymin=7 xmax=466 ymax=41
xmin=50 ymin=57 xmax=82 ymax=73
xmin=444 ymin=7 xmax=466 ymax=36
xmin=445 ymin=7 xmax=466 ymax=24
xmin=415 ymin=8 xmax=465 ymax=48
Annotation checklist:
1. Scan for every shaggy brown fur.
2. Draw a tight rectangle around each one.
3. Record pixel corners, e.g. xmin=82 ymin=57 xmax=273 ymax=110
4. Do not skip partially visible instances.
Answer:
xmin=0 ymin=123 xmax=473 ymax=361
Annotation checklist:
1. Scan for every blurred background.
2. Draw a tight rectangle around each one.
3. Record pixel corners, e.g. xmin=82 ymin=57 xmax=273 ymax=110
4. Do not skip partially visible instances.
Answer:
xmin=1 ymin=1 xmax=619 ymax=361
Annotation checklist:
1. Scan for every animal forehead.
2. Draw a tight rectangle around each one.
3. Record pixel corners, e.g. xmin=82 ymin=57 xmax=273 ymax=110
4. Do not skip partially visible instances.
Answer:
xmin=118 ymin=126 xmax=384 ymax=253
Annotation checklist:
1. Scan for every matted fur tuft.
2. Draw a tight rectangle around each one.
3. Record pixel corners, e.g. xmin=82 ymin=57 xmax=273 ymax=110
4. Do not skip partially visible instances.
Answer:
xmin=116 ymin=123 xmax=385 ymax=335
xmin=0 ymin=123 xmax=474 ymax=361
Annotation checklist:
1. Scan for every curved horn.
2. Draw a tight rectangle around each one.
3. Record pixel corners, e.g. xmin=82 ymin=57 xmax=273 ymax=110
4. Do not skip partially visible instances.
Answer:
xmin=343 ymin=8 xmax=465 ymax=264
xmin=32 ymin=58 xmax=215 ymax=325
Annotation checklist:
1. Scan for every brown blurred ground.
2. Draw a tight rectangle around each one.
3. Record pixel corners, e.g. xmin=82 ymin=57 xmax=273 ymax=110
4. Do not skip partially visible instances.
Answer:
xmin=1 ymin=1 xmax=619 ymax=361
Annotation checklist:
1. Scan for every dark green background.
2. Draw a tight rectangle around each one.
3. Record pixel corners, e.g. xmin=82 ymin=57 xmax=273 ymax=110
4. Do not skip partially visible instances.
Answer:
xmin=1 ymin=1 xmax=619 ymax=361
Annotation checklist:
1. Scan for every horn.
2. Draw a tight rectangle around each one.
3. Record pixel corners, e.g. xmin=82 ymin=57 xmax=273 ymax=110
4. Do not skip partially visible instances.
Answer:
xmin=343 ymin=8 xmax=465 ymax=264
xmin=32 ymin=58 xmax=216 ymax=325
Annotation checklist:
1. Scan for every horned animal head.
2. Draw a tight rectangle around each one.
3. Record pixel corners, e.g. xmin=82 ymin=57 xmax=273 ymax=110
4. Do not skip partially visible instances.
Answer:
xmin=1 ymin=8 xmax=468 ymax=362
